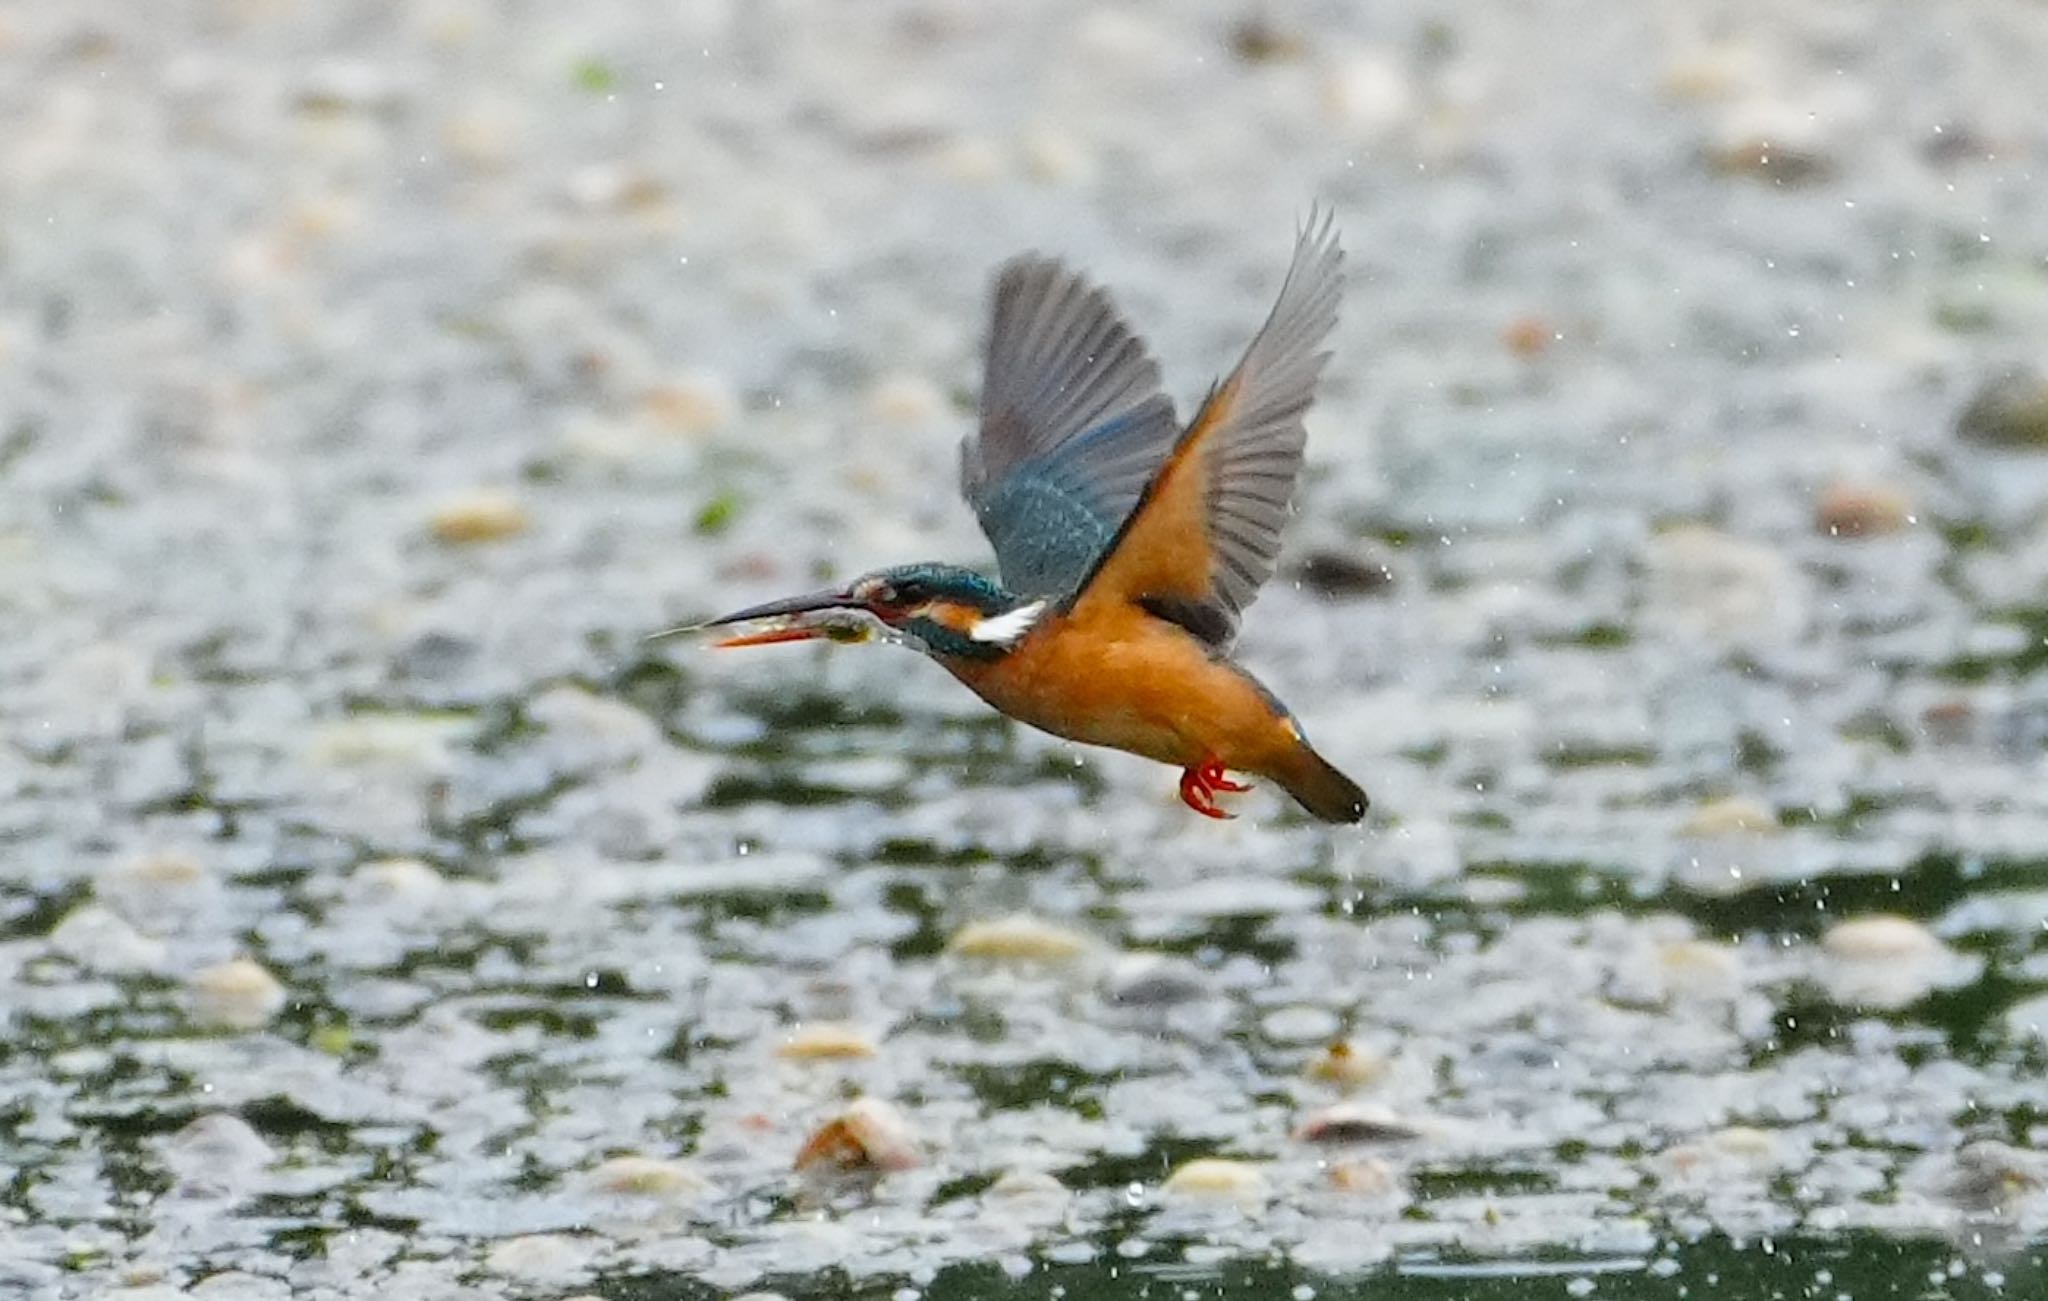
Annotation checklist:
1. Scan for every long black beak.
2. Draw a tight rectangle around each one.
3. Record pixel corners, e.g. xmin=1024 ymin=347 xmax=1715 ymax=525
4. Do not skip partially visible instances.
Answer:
xmin=645 ymin=587 xmax=869 ymax=647
xmin=704 ymin=588 xmax=864 ymax=627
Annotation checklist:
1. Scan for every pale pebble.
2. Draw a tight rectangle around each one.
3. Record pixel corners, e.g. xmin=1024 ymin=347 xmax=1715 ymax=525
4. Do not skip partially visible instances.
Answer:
xmin=864 ymin=374 xmax=948 ymax=428
xmin=1321 ymin=48 xmax=1415 ymax=137
xmin=188 ymin=1271 xmax=290 ymax=1300
xmin=186 ymin=958 xmax=288 ymax=1031
xmin=583 ymin=1155 xmax=712 ymax=1201
xmin=640 ymin=373 xmax=737 ymax=436
xmin=430 ymin=489 xmax=528 ymax=544
xmin=346 ymin=858 xmax=446 ymax=909
xmin=776 ymin=1024 xmax=878 ymax=1060
xmin=1161 ymin=1158 xmax=1270 ymax=1209
xmin=49 ymin=905 xmax=166 ymax=974
xmin=1819 ymin=915 xmax=1976 ymax=1010
xmin=1681 ymin=797 xmax=1779 ymax=837
xmin=96 ymin=850 xmax=214 ymax=930
xmin=164 ymin=1113 xmax=273 ymax=1184
xmin=1019 ymin=129 xmax=1094 ymax=185
xmin=483 ymin=1234 xmax=601 ymax=1285
xmin=947 ymin=914 xmax=1095 ymax=963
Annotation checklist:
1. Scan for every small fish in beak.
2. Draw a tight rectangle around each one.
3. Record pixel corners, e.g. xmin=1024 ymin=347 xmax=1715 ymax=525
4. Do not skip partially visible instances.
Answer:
xmin=711 ymin=614 xmax=877 ymax=648
xmin=646 ymin=587 xmax=881 ymax=648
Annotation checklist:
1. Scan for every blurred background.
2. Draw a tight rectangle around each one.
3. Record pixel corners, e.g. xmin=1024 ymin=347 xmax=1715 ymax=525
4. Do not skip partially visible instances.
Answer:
xmin=5 ymin=1 xmax=2048 ymax=1298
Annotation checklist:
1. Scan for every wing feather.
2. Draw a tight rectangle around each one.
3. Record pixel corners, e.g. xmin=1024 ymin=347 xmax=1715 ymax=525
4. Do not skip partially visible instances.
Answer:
xmin=1067 ymin=208 xmax=1344 ymax=643
xmin=960 ymin=257 xmax=1180 ymax=598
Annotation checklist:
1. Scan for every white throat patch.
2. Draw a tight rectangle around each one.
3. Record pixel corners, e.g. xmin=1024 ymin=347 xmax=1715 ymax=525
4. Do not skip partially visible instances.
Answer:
xmin=970 ymin=599 xmax=1047 ymax=646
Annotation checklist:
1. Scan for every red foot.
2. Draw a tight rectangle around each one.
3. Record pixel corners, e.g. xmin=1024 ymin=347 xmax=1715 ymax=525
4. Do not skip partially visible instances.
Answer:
xmin=1178 ymin=757 xmax=1252 ymax=819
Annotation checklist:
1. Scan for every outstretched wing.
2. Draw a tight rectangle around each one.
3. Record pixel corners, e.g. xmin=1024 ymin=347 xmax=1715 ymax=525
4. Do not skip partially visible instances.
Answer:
xmin=1067 ymin=209 xmax=1343 ymax=646
xmin=960 ymin=256 xmax=1182 ymax=599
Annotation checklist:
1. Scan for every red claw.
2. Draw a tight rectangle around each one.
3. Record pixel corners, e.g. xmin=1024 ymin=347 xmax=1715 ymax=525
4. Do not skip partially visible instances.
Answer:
xmin=1178 ymin=757 xmax=1251 ymax=819
xmin=1201 ymin=758 xmax=1250 ymax=794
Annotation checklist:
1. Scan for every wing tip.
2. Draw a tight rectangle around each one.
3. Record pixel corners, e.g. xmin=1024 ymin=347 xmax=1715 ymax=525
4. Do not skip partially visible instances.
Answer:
xmin=1286 ymin=202 xmax=1346 ymax=302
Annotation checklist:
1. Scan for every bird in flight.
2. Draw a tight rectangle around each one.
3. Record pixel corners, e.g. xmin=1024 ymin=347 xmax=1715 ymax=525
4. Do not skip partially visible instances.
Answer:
xmin=689 ymin=210 xmax=1366 ymax=823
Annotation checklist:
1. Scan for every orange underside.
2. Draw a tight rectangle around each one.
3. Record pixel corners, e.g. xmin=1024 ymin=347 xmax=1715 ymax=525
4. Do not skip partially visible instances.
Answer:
xmin=944 ymin=600 xmax=1302 ymax=777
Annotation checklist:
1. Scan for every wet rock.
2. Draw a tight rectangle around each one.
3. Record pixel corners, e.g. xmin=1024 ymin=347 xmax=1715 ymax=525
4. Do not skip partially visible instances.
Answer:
xmin=1681 ymin=796 xmax=1778 ymax=837
xmin=1956 ymin=371 xmax=2048 ymax=450
xmin=1327 ymin=1156 xmax=1401 ymax=1195
xmin=1161 ymin=1158 xmax=1270 ymax=1209
xmin=96 ymin=850 xmax=215 ymax=933
xmin=1658 ymin=1125 xmax=1784 ymax=1183
xmin=1701 ymin=92 xmax=1847 ymax=184
xmin=295 ymin=61 xmax=406 ymax=117
xmin=864 ymin=374 xmax=948 ymax=428
xmin=345 ymin=858 xmax=447 ymax=911
xmin=1818 ymin=916 xmax=1976 ymax=1011
xmin=1320 ymin=48 xmax=1415 ymax=138
xmin=794 ymin=1098 xmax=920 ymax=1173
xmin=429 ymin=490 xmax=529 ymax=544
xmin=1294 ymin=1101 xmax=1421 ymax=1144
xmin=1305 ymin=1039 xmax=1387 ymax=1091
xmin=1502 ymin=315 xmax=1557 ymax=359
xmin=186 ymin=958 xmax=288 ymax=1031
xmin=390 ymin=631 xmax=477 ymax=681
xmin=1644 ymin=525 xmax=1805 ymax=647
xmin=1292 ymin=547 xmax=1395 ymax=597
xmin=983 ymin=1169 xmax=1070 ymax=1223
xmin=1919 ymin=698 xmax=1977 ymax=746
xmin=937 ymin=136 xmax=1004 ymax=183
xmin=441 ymin=98 xmax=521 ymax=171
xmin=1824 ymin=914 xmax=1944 ymax=962
xmin=947 ymin=914 xmax=1095 ymax=964
xmin=562 ymin=163 xmax=668 ymax=213
xmin=582 ymin=1155 xmax=711 ymax=1201
xmin=1102 ymin=954 xmax=1208 ymax=1007
xmin=1651 ymin=938 xmax=1744 ymax=1000
xmin=1920 ymin=122 xmax=1992 ymax=168
xmin=1702 ymin=136 xmax=1831 ymax=184
xmin=483 ymin=1233 xmax=601 ymax=1285
xmin=163 ymin=1114 xmax=273 ymax=1190
xmin=1230 ymin=15 xmax=1306 ymax=64
xmin=48 ymin=905 xmax=165 ymax=974
xmin=640 ymin=373 xmax=737 ymax=437
xmin=187 ymin=1271 xmax=289 ymax=1300
xmin=1661 ymin=39 xmax=1768 ymax=103
xmin=2001 ymin=992 xmax=2048 ymax=1043
xmin=775 ymin=1023 xmax=878 ymax=1060
xmin=1019 ymin=129 xmax=1094 ymax=185
xmin=1815 ymin=482 xmax=1912 ymax=538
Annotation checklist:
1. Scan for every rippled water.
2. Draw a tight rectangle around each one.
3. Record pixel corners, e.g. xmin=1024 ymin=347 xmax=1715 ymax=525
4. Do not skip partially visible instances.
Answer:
xmin=4 ymin=1 xmax=2048 ymax=1298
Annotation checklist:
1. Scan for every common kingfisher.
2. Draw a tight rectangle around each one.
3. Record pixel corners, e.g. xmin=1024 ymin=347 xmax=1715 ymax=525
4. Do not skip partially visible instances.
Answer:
xmin=692 ymin=211 xmax=1367 ymax=823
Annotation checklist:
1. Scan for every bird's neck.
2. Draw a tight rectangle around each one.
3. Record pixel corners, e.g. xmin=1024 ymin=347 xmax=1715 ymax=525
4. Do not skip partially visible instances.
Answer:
xmin=900 ymin=593 xmax=1048 ymax=663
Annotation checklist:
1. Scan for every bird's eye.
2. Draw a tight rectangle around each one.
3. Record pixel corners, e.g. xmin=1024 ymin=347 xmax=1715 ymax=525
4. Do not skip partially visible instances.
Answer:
xmin=869 ymin=582 xmax=898 ymax=605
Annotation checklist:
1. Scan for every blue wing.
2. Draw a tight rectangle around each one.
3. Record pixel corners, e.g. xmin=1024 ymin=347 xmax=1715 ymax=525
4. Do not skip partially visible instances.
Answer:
xmin=960 ymin=256 xmax=1181 ymax=599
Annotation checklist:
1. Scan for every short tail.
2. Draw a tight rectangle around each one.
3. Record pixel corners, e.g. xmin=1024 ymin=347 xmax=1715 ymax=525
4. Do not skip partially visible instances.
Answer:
xmin=1274 ymin=743 xmax=1368 ymax=824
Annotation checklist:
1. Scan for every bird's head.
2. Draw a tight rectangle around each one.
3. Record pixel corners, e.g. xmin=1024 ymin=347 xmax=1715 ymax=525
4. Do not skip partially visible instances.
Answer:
xmin=697 ymin=563 xmax=1046 ymax=661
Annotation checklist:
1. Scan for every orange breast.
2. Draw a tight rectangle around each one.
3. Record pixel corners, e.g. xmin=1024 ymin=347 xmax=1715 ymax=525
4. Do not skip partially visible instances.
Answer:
xmin=945 ymin=603 xmax=1300 ymax=773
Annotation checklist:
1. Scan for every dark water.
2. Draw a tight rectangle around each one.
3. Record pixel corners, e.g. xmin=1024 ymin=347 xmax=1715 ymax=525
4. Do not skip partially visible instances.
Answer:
xmin=612 ymin=1233 xmax=2035 ymax=1301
